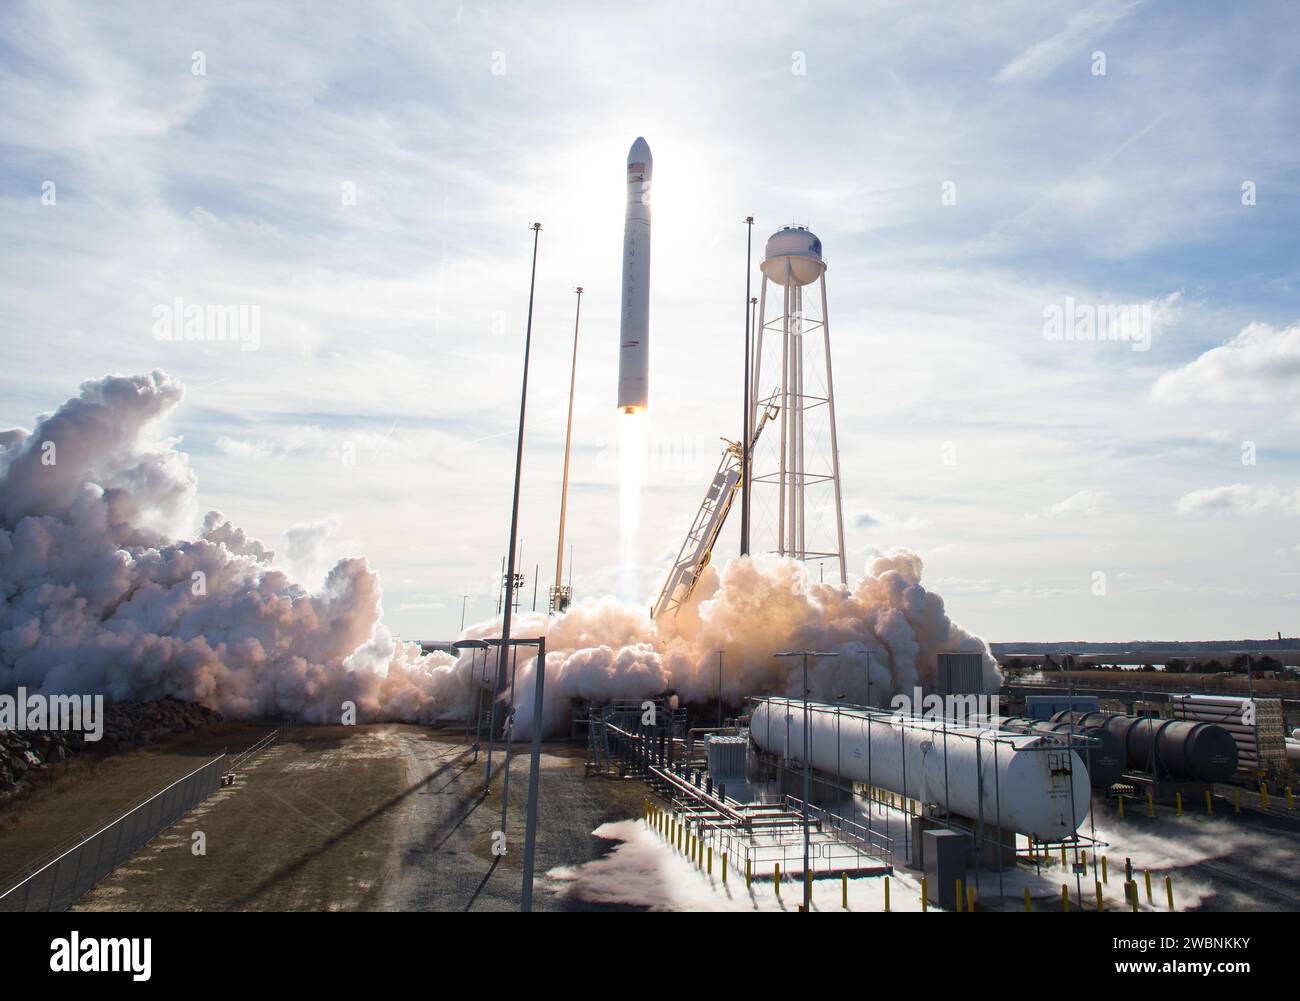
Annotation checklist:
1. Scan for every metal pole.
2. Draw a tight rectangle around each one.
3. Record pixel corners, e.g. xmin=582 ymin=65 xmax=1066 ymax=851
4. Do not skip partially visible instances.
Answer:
xmin=554 ymin=287 xmax=583 ymax=612
xmin=818 ymin=270 xmax=847 ymax=586
xmin=493 ymin=222 xmax=540 ymax=696
xmin=461 ymin=595 xmax=469 ymax=632
xmin=521 ymin=636 xmax=547 ymax=911
xmin=500 ymin=644 xmax=520 ymax=833
xmin=464 ymin=647 xmax=475 ymax=745
xmin=802 ymin=653 xmax=811 ymax=911
xmin=472 ymin=648 xmax=484 ymax=756
xmin=740 ymin=217 xmax=754 ymax=556
xmin=496 ymin=221 xmax=542 ymax=739
xmin=717 ymin=650 xmax=724 ymax=726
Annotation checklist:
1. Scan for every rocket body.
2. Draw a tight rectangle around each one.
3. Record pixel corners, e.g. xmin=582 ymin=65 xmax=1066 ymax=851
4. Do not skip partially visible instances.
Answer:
xmin=617 ymin=137 xmax=652 ymax=413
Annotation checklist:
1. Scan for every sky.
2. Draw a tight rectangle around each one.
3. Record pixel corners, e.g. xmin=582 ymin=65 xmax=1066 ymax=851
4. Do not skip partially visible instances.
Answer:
xmin=2 ymin=0 xmax=1298 ymax=644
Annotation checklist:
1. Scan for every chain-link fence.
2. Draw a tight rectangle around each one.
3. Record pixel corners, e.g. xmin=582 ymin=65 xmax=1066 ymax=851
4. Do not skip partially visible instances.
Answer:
xmin=0 ymin=752 xmax=225 ymax=912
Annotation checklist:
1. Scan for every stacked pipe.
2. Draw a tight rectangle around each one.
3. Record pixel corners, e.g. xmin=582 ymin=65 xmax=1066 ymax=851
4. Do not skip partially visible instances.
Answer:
xmin=1168 ymin=694 xmax=1286 ymax=775
xmin=1053 ymin=710 xmax=1238 ymax=783
xmin=977 ymin=715 xmax=1124 ymax=790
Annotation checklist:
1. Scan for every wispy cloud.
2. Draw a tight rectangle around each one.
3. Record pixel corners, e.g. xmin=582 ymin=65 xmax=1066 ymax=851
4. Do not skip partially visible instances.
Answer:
xmin=1175 ymin=484 xmax=1300 ymax=518
xmin=995 ymin=1 xmax=1143 ymax=82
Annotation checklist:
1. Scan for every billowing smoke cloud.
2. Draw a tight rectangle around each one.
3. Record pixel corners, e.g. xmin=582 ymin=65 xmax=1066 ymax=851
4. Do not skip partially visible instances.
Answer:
xmin=0 ymin=372 xmax=998 ymax=736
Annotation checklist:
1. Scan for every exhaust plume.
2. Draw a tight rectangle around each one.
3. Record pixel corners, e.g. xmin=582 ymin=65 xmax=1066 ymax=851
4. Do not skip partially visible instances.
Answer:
xmin=0 ymin=372 xmax=998 ymax=735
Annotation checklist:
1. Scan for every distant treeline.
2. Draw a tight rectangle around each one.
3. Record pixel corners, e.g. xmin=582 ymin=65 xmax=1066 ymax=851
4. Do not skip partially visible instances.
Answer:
xmin=1007 ymin=653 xmax=1289 ymax=675
xmin=992 ymin=638 xmax=1300 ymax=655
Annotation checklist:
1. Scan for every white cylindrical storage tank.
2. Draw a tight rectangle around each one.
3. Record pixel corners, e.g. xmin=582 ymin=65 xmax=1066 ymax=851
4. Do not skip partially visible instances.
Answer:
xmin=759 ymin=226 xmax=825 ymax=286
xmin=749 ymin=698 xmax=1091 ymax=841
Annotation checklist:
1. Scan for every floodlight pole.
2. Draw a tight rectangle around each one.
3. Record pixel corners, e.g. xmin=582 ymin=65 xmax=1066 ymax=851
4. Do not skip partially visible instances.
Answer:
xmin=717 ymin=650 xmax=725 ymax=726
xmin=553 ymin=287 xmax=583 ymax=614
xmin=740 ymin=216 xmax=755 ymax=556
xmin=494 ymin=222 xmax=542 ymax=788
xmin=776 ymin=649 xmax=837 ymax=912
xmin=520 ymin=635 xmax=547 ymax=912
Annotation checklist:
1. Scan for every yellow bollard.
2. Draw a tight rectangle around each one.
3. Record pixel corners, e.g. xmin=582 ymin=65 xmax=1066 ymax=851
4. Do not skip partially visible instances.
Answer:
xmin=1129 ymin=881 xmax=1138 ymax=912
xmin=1060 ymin=845 xmax=1067 ymax=866
xmin=1146 ymin=793 xmax=1155 ymax=818
xmin=1175 ymin=792 xmax=1183 ymax=816
xmin=1260 ymin=784 xmax=1269 ymax=810
xmin=1234 ymin=788 xmax=1241 ymax=814
xmin=1206 ymin=790 xmax=1213 ymax=815
xmin=708 ymin=846 xmax=713 ymax=875
xmin=890 ymin=792 xmax=895 ymax=809
xmin=1144 ymin=869 xmax=1152 ymax=904
xmin=921 ymin=877 xmax=928 ymax=912
xmin=955 ymin=879 xmax=963 ymax=912
xmin=967 ymin=884 xmax=975 ymax=913
xmin=842 ymin=873 xmax=848 ymax=909
xmin=1024 ymin=887 xmax=1032 ymax=912
xmin=774 ymin=863 xmax=781 ymax=896
xmin=1165 ymin=875 xmax=1175 ymax=910
xmin=1095 ymin=881 xmax=1104 ymax=912
xmin=1102 ymin=855 xmax=1109 ymax=883
xmin=1117 ymin=795 xmax=1125 ymax=819
xmin=1062 ymin=884 xmax=1070 ymax=912
xmin=884 ymin=876 xmax=891 ymax=912
xmin=1081 ymin=849 xmax=1089 ymax=876
xmin=746 ymin=858 xmax=752 ymax=888
xmin=723 ymin=853 xmax=728 ymax=884
xmin=1288 ymin=787 xmax=1295 ymax=810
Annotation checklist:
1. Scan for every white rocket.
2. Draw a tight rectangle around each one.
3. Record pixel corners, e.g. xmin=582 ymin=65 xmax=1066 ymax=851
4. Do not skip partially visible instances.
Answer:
xmin=617 ymin=137 xmax=652 ymax=413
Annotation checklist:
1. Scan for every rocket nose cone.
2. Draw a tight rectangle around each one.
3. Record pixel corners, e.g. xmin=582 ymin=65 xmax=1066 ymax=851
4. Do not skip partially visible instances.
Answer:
xmin=628 ymin=136 xmax=652 ymax=165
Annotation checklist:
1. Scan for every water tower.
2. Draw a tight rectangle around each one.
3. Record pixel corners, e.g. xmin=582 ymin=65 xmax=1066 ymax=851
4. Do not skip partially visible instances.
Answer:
xmin=747 ymin=226 xmax=847 ymax=585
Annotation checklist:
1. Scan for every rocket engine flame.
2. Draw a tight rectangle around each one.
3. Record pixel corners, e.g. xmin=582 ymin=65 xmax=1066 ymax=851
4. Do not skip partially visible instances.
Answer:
xmin=618 ymin=410 xmax=646 ymax=603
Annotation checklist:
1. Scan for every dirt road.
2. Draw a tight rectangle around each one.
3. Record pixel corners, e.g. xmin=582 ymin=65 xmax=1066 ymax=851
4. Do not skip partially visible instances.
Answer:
xmin=58 ymin=725 xmax=647 ymax=911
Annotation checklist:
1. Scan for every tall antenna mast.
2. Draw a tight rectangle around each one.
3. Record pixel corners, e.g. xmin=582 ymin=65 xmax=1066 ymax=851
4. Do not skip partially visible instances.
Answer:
xmin=740 ymin=216 xmax=754 ymax=556
xmin=551 ymin=286 xmax=583 ymax=614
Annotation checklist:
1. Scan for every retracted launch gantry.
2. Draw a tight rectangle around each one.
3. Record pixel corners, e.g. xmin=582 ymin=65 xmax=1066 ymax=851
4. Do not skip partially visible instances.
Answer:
xmin=651 ymin=403 xmax=777 ymax=620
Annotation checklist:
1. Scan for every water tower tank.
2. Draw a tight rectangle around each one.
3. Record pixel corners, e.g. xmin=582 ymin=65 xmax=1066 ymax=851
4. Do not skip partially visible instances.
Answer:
xmin=760 ymin=226 xmax=825 ymax=286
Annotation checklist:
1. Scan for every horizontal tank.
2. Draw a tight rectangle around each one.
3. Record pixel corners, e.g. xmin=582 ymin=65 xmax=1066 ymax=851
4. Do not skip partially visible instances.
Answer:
xmin=750 ymin=698 xmax=1091 ymax=841
xmin=977 ymin=715 xmax=1124 ymax=790
xmin=1054 ymin=711 xmax=1238 ymax=783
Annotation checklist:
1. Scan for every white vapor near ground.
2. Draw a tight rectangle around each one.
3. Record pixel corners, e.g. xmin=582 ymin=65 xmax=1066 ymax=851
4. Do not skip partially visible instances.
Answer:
xmin=0 ymin=372 xmax=997 ymax=734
